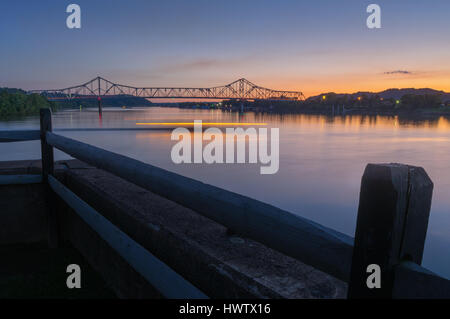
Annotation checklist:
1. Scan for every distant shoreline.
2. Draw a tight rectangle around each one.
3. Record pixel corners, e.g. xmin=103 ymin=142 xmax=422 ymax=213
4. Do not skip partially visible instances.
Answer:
xmin=250 ymin=108 xmax=450 ymax=118
xmin=165 ymin=103 xmax=450 ymax=120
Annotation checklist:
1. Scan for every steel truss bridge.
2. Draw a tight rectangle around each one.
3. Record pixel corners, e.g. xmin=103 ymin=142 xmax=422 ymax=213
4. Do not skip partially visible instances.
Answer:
xmin=29 ymin=77 xmax=305 ymax=101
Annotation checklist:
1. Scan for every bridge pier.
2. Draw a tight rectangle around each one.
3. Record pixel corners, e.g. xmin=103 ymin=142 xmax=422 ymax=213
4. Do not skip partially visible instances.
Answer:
xmin=97 ymin=97 xmax=102 ymax=117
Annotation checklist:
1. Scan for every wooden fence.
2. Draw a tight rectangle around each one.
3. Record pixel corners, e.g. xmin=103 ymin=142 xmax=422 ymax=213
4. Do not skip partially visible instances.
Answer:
xmin=0 ymin=108 xmax=449 ymax=299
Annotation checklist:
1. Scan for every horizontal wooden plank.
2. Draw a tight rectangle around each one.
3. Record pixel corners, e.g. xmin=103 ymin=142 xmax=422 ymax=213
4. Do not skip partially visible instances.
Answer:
xmin=0 ymin=175 xmax=42 ymax=185
xmin=393 ymin=261 xmax=450 ymax=298
xmin=47 ymin=131 xmax=354 ymax=282
xmin=48 ymin=175 xmax=208 ymax=299
xmin=0 ymin=130 xmax=40 ymax=143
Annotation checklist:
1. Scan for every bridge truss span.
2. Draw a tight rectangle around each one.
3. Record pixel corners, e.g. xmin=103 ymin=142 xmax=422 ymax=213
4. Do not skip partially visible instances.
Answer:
xmin=29 ymin=77 xmax=305 ymax=101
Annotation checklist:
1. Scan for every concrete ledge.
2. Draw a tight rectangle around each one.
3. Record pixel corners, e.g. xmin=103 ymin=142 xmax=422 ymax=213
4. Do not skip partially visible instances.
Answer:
xmin=0 ymin=159 xmax=347 ymax=298
xmin=62 ymin=161 xmax=347 ymax=298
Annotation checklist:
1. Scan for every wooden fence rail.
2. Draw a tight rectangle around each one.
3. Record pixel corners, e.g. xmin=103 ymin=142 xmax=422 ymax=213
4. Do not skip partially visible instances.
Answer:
xmin=0 ymin=130 xmax=40 ymax=143
xmin=48 ymin=174 xmax=207 ymax=299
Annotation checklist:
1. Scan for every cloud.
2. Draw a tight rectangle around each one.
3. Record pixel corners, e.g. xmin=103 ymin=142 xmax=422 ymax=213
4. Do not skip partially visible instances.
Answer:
xmin=384 ymin=70 xmax=413 ymax=75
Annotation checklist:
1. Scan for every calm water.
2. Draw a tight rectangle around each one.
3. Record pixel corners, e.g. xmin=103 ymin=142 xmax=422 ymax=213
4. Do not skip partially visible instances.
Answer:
xmin=2 ymin=107 xmax=450 ymax=278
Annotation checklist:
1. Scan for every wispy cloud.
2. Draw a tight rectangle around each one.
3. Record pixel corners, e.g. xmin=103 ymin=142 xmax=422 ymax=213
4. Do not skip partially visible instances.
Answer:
xmin=384 ymin=70 xmax=413 ymax=75
xmin=165 ymin=59 xmax=223 ymax=71
xmin=154 ymin=57 xmax=253 ymax=74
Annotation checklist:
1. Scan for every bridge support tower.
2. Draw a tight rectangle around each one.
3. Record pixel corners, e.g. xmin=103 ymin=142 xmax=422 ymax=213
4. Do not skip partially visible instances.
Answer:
xmin=97 ymin=97 xmax=102 ymax=117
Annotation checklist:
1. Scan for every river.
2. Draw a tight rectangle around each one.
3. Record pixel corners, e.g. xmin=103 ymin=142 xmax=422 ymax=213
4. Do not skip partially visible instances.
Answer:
xmin=1 ymin=106 xmax=449 ymax=279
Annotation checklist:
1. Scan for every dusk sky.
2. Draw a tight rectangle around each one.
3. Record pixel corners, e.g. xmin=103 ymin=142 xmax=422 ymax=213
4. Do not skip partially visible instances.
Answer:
xmin=1 ymin=0 xmax=450 ymax=97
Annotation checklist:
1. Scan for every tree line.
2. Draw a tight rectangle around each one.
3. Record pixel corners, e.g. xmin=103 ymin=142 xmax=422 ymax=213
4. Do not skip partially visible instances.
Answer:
xmin=0 ymin=88 xmax=55 ymax=118
xmin=223 ymin=92 xmax=446 ymax=114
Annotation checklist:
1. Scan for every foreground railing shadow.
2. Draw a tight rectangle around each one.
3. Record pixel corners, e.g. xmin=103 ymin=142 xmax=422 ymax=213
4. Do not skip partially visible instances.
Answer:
xmin=0 ymin=108 xmax=449 ymax=299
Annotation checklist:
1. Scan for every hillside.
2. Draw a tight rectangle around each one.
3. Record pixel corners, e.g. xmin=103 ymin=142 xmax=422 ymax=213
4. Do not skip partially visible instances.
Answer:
xmin=308 ymin=88 xmax=450 ymax=102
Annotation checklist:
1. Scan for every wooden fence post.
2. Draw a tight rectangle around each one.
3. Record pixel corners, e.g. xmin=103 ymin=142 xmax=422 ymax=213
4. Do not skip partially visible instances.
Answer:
xmin=40 ymin=108 xmax=58 ymax=248
xmin=348 ymin=163 xmax=433 ymax=298
xmin=40 ymin=108 xmax=54 ymax=182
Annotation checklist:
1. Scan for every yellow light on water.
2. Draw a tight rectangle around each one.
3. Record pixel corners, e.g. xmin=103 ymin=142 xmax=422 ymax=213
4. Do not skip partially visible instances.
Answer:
xmin=136 ymin=122 xmax=267 ymax=126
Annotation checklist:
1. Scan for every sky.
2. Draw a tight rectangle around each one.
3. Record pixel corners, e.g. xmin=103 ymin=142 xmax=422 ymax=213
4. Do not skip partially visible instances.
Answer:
xmin=1 ymin=0 xmax=449 ymax=97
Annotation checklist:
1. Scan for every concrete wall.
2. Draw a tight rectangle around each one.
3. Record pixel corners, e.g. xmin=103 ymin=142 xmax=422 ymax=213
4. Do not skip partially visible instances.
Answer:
xmin=0 ymin=161 xmax=48 ymax=245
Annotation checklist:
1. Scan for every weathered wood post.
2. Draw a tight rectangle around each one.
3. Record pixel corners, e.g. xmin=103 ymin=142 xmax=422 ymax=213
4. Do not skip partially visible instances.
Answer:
xmin=40 ymin=108 xmax=54 ymax=182
xmin=348 ymin=163 xmax=433 ymax=298
xmin=40 ymin=108 xmax=58 ymax=248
